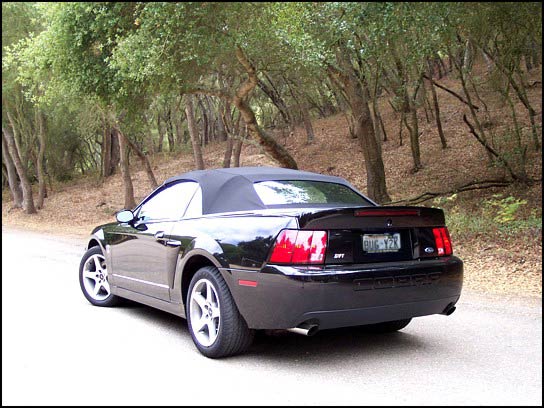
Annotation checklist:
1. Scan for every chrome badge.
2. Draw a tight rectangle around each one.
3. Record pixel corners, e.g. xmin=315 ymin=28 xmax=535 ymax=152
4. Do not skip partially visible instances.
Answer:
xmin=424 ymin=247 xmax=435 ymax=254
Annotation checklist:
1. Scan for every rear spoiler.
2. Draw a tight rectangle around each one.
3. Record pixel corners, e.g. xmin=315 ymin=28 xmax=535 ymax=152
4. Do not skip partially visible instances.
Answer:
xmin=298 ymin=206 xmax=446 ymax=229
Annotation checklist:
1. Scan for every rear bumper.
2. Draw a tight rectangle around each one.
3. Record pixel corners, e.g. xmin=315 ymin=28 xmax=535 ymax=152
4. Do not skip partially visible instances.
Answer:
xmin=222 ymin=256 xmax=463 ymax=330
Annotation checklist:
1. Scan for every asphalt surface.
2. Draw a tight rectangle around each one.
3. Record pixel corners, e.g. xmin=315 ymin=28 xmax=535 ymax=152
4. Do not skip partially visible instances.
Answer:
xmin=2 ymin=227 xmax=542 ymax=405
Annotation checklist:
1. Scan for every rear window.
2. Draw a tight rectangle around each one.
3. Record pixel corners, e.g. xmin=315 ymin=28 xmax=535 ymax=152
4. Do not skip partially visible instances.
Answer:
xmin=254 ymin=180 xmax=370 ymax=206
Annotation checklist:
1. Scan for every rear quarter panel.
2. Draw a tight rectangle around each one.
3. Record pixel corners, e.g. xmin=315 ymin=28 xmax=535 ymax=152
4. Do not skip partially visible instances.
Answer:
xmin=169 ymin=213 xmax=297 ymax=303
xmin=172 ymin=214 xmax=296 ymax=269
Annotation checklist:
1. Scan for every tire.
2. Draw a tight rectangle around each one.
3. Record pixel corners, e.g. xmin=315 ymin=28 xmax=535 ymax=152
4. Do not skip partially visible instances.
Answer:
xmin=361 ymin=318 xmax=412 ymax=333
xmin=79 ymin=246 xmax=120 ymax=307
xmin=186 ymin=266 xmax=254 ymax=358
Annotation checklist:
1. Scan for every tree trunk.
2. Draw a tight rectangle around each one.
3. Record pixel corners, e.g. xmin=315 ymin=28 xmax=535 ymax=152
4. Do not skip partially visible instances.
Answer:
xmin=369 ymin=65 xmax=384 ymax=142
xmin=223 ymin=137 xmax=234 ymax=168
xmin=217 ymin=102 xmax=228 ymax=142
xmin=117 ymin=129 xmax=136 ymax=209
xmin=480 ymin=46 xmax=540 ymax=151
xmin=36 ymin=111 xmax=47 ymax=209
xmin=222 ymin=103 xmax=239 ymax=168
xmin=317 ymin=85 xmax=337 ymax=117
xmin=257 ymin=73 xmax=293 ymax=132
xmin=301 ymin=103 xmax=315 ymax=144
xmin=463 ymin=38 xmax=474 ymax=72
xmin=205 ymin=96 xmax=219 ymax=142
xmin=399 ymin=110 xmax=405 ymax=146
xmin=394 ymin=48 xmax=422 ymax=172
xmin=327 ymin=78 xmax=348 ymax=114
xmin=233 ymin=47 xmax=298 ymax=169
xmin=165 ymin=108 xmax=175 ymax=152
xmin=408 ymin=100 xmax=422 ymax=172
xmin=117 ymin=128 xmax=158 ymax=189
xmin=232 ymin=138 xmax=243 ymax=167
xmin=350 ymin=82 xmax=390 ymax=202
xmin=197 ymin=97 xmax=209 ymax=146
xmin=102 ymin=124 xmax=120 ymax=178
xmin=1 ymin=131 xmax=23 ymax=208
xmin=371 ymin=85 xmax=385 ymax=142
xmin=481 ymin=49 xmax=495 ymax=74
xmin=2 ymin=124 xmax=36 ymax=214
xmin=379 ymin=114 xmax=388 ymax=143
xmin=102 ymin=121 xmax=111 ymax=177
xmin=449 ymin=47 xmax=494 ymax=162
xmin=156 ymin=113 xmax=165 ymax=153
xmin=185 ymin=95 xmax=205 ymax=170
xmin=329 ymin=51 xmax=390 ymax=203
xmin=428 ymin=78 xmax=447 ymax=148
xmin=110 ymin=130 xmax=120 ymax=173
xmin=174 ymin=109 xmax=184 ymax=147
xmin=422 ymin=86 xmax=433 ymax=124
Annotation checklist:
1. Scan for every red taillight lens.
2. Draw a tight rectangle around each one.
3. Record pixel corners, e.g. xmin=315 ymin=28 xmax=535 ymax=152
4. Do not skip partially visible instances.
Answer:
xmin=269 ymin=230 xmax=328 ymax=265
xmin=432 ymin=227 xmax=453 ymax=256
xmin=291 ymin=230 xmax=314 ymax=263
xmin=269 ymin=230 xmax=297 ymax=263
xmin=442 ymin=228 xmax=452 ymax=255
xmin=309 ymin=231 xmax=327 ymax=263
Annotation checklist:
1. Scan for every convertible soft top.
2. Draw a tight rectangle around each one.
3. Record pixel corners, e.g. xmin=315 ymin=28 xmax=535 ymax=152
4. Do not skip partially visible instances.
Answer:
xmin=163 ymin=166 xmax=365 ymax=215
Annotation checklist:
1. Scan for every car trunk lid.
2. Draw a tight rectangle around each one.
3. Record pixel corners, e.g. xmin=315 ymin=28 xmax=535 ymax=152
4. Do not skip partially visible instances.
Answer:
xmin=297 ymin=206 xmax=447 ymax=264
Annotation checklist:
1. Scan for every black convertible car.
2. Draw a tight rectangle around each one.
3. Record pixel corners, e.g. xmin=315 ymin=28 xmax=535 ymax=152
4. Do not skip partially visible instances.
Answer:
xmin=79 ymin=166 xmax=463 ymax=358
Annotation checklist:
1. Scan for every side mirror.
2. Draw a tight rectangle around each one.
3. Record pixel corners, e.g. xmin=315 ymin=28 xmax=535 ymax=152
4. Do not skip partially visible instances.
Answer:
xmin=116 ymin=209 xmax=135 ymax=223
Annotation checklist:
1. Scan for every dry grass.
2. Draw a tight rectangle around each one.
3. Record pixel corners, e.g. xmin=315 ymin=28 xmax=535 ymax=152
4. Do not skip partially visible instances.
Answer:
xmin=2 ymin=65 xmax=542 ymax=297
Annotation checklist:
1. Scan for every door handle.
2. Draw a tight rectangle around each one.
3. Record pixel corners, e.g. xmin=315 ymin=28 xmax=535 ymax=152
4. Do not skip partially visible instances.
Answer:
xmin=165 ymin=240 xmax=182 ymax=247
xmin=154 ymin=231 xmax=165 ymax=240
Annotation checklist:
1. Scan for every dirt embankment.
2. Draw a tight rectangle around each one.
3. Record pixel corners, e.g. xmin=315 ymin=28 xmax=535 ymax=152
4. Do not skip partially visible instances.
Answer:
xmin=2 ymin=67 xmax=542 ymax=298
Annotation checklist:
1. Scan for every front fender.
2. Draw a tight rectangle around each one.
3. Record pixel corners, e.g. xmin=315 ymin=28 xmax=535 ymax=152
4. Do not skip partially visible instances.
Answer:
xmin=86 ymin=228 xmax=107 ymax=253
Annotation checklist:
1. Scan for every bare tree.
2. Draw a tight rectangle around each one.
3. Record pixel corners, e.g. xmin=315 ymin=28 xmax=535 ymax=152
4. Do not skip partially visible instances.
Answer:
xmin=185 ymin=95 xmax=205 ymax=170
xmin=1 ymin=131 xmax=23 ymax=208
xmin=2 ymin=122 xmax=36 ymax=214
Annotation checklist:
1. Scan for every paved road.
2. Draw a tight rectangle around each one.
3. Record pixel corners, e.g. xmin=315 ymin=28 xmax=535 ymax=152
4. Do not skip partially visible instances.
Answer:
xmin=2 ymin=228 xmax=542 ymax=405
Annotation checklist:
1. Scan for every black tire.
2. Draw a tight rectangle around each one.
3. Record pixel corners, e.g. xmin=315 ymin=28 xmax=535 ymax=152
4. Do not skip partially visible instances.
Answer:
xmin=186 ymin=266 xmax=254 ymax=358
xmin=79 ymin=246 xmax=120 ymax=307
xmin=361 ymin=318 xmax=412 ymax=333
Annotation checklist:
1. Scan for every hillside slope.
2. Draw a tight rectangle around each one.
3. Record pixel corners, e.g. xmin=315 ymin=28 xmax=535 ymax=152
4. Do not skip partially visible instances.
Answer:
xmin=2 ymin=67 xmax=542 ymax=297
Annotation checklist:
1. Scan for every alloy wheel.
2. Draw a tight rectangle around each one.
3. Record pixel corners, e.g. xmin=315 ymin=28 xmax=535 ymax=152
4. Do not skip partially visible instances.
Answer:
xmin=82 ymin=253 xmax=111 ymax=301
xmin=189 ymin=278 xmax=221 ymax=347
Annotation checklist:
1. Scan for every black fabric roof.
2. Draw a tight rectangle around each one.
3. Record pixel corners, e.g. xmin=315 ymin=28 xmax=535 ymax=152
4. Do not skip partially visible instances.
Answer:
xmin=163 ymin=166 xmax=363 ymax=215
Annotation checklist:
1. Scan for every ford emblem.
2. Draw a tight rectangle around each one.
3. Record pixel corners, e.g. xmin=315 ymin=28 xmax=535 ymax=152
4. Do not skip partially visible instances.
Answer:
xmin=424 ymin=247 xmax=435 ymax=254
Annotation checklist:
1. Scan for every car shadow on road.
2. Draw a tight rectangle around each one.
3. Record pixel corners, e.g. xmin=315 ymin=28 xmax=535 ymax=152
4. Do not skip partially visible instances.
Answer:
xmin=244 ymin=326 xmax=429 ymax=365
xmin=116 ymin=301 xmax=431 ymax=364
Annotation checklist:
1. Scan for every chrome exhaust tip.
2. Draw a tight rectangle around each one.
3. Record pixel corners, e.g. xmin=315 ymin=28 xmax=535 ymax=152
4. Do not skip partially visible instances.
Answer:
xmin=286 ymin=323 xmax=319 ymax=337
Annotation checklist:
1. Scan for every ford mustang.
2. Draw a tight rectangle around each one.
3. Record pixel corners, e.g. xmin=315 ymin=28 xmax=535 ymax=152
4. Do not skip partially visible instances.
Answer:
xmin=79 ymin=166 xmax=463 ymax=358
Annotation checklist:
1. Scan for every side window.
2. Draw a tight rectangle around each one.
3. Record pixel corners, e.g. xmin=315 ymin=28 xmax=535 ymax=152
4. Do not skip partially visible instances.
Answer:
xmin=137 ymin=182 xmax=198 ymax=221
xmin=183 ymin=187 xmax=202 ymax=218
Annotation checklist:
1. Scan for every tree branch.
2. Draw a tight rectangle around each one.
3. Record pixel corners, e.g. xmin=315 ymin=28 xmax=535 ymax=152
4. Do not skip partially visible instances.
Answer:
xmin=423 ymin=74 xmax=479 ymax=111
xmin=389 ymin=179 xmax=512 ymax=205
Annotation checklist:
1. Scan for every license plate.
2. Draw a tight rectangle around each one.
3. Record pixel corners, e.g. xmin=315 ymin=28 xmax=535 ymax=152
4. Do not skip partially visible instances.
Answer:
xmin=362 ymin=233 xmax=401 ymax=253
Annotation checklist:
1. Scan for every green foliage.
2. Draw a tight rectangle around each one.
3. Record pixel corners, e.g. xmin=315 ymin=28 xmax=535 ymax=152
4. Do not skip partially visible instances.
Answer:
xmin=2 ymin=1 xmax=542 ymax=201
xmin=445 ymin=194 xmax=540 ymax=241
xmin=485 ymin=194 xmax=527 ymax=224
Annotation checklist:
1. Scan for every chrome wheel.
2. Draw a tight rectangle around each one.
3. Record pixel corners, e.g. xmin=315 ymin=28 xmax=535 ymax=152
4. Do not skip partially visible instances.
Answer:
xmin=82 ymin=253 xmax=111 ymax=301
xmin=189 ymin=278 xmax=221 ymax=347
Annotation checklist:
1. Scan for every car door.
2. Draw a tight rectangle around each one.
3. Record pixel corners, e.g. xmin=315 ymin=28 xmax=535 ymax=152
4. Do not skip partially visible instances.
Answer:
xmin=109 ymin=181 xmax=199 ymax=301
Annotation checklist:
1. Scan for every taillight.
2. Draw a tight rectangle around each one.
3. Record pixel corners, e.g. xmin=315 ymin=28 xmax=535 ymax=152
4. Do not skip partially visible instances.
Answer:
xmin=432 ymin=227 xmax=452 ymax=256
xmin=269 ymin=230 xmax=328 ymax=265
